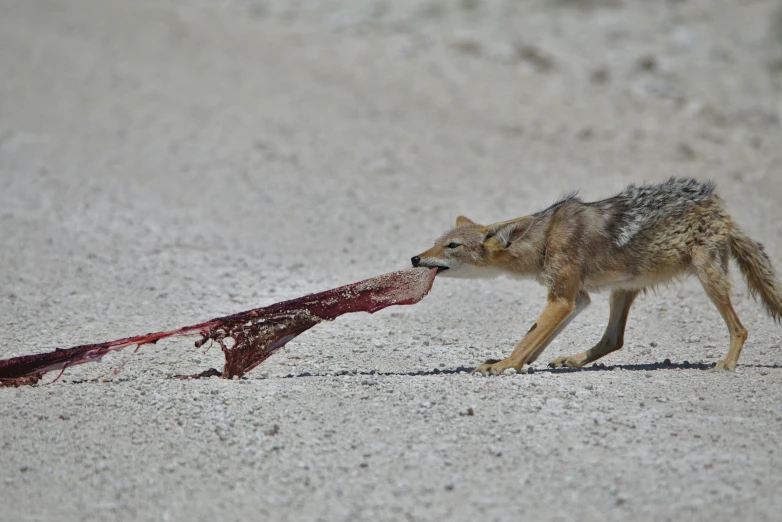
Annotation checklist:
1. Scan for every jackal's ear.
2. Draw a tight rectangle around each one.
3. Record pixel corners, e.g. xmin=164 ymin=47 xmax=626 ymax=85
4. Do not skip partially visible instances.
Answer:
xmin=455 ymin=215 xmax=476 ymax=227
xmin=487 ymin=216 xmax=534 ymax=248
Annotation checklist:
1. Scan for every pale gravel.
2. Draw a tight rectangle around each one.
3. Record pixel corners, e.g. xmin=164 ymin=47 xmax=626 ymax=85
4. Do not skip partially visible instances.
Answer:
xmin=2 ymin=1 xmax=782 ymax=521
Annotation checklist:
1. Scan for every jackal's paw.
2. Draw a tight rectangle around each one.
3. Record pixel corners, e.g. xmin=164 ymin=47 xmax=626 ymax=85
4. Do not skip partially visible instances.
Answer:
xmin=473 ymin=359 xmax=517 ymax=376
xmin=548 ymin=356 xmax=585 ymax=369
xmin=712 ymin=359 xmax=737 ymax=372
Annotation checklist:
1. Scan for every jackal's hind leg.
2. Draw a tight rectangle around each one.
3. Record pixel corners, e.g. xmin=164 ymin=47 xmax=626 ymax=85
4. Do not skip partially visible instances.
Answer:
xmin=549 ymin=289 xmax=639 ymax=368
xmin=692 ymin=246 xmax=748 ymax=371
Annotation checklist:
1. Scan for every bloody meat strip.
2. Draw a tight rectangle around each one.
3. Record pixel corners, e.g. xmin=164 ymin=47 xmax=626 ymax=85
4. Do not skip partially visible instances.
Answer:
xmin=0 ymin=267 xmax=437 ymax=387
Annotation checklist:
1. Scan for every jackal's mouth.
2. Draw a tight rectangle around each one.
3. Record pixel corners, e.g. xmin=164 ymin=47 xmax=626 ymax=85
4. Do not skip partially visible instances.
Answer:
xmin=413 ymin=258 xmax=449 ymax=273
xmin=421 ymin=263 xmax=449 ymax=273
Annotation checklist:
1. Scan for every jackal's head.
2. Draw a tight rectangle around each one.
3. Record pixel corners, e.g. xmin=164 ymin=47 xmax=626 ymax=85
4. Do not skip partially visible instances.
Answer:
xmin=411 ymin=215 xmax=534 ymax=278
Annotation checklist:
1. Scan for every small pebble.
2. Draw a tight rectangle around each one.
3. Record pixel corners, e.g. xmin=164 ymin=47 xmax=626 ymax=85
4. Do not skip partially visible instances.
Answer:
xmin=590 ymin=67 xmax=610 ymax=85
xmin=637 ymin=54 xmax=657 ymax=72
xmin=503 ymin=368 xmax=517 ymax=376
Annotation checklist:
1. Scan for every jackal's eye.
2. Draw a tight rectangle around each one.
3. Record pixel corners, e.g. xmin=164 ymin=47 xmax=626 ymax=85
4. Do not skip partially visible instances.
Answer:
xmin=447 ymin=242 xmax=461 ymax=249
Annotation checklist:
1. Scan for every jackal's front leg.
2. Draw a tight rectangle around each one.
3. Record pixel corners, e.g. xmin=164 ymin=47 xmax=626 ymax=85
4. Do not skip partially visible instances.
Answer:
xmin=474 ymin=297 xmax=576 ymax=375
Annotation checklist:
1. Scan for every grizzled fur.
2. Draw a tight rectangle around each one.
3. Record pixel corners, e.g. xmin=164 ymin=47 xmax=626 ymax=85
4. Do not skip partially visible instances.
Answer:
xmin=413 ymin=177 xmax=782 ymax=374
xmin=599 ymin=178 xmax=717 ymax=247
xmin=535 ymin=178 xmax=719 ymax=249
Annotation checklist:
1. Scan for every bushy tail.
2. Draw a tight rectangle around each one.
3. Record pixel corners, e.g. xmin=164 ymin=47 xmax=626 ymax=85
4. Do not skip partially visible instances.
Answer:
xmin=729 ymin=227 xmax=782 ymax=323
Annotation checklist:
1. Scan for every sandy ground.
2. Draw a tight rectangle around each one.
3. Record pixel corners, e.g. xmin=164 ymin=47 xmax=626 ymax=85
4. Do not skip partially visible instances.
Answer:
xmin=2 ymin=0 xmax=782 ymax=520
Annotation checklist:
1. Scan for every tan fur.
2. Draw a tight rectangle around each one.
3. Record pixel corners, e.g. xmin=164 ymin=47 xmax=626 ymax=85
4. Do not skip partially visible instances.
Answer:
xmin=412 ymin=180 xmax=782 ymax=374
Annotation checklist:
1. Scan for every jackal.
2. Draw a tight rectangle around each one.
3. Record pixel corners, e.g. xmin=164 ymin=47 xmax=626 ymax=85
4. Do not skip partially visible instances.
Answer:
xmin=411 ymin=178 xmax=782 ymax=374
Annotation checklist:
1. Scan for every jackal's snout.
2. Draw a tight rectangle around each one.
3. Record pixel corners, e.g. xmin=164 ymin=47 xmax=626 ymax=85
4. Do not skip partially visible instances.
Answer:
xmin=411 ymin=248 xmax=450 ymax=273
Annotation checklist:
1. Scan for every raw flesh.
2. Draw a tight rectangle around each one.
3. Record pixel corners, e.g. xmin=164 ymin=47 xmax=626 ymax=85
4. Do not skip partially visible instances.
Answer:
xmin=0 ymin=267 xmax=437 ymax=386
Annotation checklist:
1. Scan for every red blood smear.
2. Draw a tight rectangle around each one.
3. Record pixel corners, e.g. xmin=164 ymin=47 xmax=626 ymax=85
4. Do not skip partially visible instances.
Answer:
xmin=0 ymin=268 xmax=437 ymax=386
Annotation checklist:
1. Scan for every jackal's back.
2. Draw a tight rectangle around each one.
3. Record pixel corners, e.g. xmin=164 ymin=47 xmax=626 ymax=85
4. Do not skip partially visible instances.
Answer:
xmin=598 ymin=177 xmax=719 ymax=248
